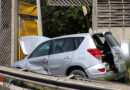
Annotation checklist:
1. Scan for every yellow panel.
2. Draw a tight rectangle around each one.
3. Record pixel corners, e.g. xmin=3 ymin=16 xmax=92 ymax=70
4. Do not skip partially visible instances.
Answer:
xmin=37 ymin=21 xmax=39 ymax=35
xmin=19 ymin=1 xmax=37 ymax=16
xmin=18 ymin=19 xmax=39 ymax=60
xmin=23 ymin=19 xmax=38 ymax=36
xmin=18 ymin=15 xmax=22 ymax=61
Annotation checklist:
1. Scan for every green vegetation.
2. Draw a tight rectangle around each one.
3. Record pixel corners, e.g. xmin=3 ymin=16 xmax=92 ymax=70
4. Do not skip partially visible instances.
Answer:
xmin=125 ymin=68 xmax=130 ymax=83
xmin=21 ymin=0 xmax=92 ymax=37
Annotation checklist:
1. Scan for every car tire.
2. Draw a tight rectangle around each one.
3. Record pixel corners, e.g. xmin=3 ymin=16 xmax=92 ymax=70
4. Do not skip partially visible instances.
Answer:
xmin=69 ymin=69 xmax=87 ymax=80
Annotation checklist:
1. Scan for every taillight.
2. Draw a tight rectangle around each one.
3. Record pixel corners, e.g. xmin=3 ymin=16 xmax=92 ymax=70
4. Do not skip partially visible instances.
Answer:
xmin=98 ymin=68 xmax=105 ymax=72
xmin=87 ymin=48 xmax=102 ymax=60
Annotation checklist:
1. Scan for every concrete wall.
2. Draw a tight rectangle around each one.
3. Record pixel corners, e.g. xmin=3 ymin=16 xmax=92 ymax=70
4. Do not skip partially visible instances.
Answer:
xmin=97 ymin=28 xmax=130 ymax=43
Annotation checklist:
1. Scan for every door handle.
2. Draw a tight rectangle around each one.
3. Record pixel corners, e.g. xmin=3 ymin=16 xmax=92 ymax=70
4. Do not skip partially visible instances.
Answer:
xmin=43 ymin=58 xmax=48 ymax=64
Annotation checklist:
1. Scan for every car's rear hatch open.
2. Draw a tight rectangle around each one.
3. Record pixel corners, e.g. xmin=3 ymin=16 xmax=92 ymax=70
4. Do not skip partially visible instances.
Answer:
xmin=92 ymin=32 xmax=127 ymax=73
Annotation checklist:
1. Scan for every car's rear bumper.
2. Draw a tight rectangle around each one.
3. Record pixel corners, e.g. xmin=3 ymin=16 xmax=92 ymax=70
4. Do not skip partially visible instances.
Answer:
xmin=88 ymin=71 xmax=127 ymax=80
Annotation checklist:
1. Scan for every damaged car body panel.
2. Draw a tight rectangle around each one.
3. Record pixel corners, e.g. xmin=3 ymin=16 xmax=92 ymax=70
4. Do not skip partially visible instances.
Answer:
xmin=13 ymin=31 xmax=128 ymax=80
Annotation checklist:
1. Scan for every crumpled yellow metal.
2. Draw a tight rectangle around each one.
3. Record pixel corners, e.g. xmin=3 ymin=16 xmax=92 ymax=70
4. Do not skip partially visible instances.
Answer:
xmin=19 ymin=1 xmax=37 ymax=16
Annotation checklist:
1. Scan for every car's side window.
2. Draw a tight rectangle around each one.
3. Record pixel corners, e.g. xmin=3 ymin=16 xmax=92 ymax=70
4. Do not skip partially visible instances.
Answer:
xmin=29 ymin=41 xmax=51 ymax=58
xmin=52 ymin=38 xmax=74 ymax=54
xmin=52 ymin=39 xmax=64 ymax=54
xmin=63 ymin=38 xmax=74 ymax=52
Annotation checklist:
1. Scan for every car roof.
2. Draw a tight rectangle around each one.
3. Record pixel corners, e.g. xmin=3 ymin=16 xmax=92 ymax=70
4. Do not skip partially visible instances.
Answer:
xmin=51 ymin=33 xmax=91 ymax=40
xmin=51 ymin=31 xmax=111 ymax=40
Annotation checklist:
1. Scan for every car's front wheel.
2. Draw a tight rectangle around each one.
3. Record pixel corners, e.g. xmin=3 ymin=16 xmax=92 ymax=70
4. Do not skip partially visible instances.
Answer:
xmin=69 ymin=69 xmax=87 ymax=80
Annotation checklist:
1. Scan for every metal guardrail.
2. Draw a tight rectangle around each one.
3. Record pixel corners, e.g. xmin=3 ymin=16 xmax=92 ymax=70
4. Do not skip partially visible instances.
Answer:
xmin=0 ymin=66 xmax=130 ymax=90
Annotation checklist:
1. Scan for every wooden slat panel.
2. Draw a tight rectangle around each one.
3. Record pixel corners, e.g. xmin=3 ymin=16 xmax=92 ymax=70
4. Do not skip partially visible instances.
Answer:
xmin=98 ymin=24 xmax=110 ymax=26
xmin=97 ymin=0 xmax=130 ymax=27
xmin=98 ymin=4 xmax=109 ymax=7
xmin=97 ymin=7 xmax=109 ymax=10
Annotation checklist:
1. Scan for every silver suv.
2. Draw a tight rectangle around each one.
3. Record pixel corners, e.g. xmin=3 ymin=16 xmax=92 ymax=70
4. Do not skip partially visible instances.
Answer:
xmin=13 ymin=31 xmax=127 ymax=80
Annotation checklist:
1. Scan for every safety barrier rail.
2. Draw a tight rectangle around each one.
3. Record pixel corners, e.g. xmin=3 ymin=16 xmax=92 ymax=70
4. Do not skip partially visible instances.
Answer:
xmin=0 ymin=66 xmax=130 ymax=90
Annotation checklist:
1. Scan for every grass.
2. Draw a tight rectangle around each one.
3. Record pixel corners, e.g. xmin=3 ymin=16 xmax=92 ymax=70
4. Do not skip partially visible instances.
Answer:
xmin=0 ymin=86 xmax=10 ymax=90
xmin=125 ymin=68 xmax=130 ymax=84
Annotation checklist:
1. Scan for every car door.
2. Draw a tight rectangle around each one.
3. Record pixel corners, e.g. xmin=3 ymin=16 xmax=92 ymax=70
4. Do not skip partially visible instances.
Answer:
xmin=105 ymin=33 xmax=127 ymax=72
xmin=48 ymin=38 xmax=74 ymax=76
xmin=25 ymin=40 xmax=52 ymax=75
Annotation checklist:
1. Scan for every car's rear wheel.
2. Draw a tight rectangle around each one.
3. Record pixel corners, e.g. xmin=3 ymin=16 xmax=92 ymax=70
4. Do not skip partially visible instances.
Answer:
xmin=69 ymin=69 xmax=87 ymax=80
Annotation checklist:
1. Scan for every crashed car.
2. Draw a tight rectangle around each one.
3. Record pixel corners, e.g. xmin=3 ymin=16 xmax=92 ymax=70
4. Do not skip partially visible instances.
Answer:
xmin=13 ymin=31 xmax=129 ymax=80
